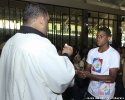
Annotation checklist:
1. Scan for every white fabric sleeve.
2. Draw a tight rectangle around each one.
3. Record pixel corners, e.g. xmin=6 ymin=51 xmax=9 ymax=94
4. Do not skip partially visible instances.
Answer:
xmin=86 ymin=49 xmax=93 ymax=64
xmin=109 ymin=51 xmax=120 ymax=69
xmin=35 ymin=42 xmax=75 ymax=94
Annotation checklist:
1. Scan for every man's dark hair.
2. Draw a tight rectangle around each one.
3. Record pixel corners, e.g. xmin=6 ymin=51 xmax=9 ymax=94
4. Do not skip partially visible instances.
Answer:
xmin=23 ymin=3 xmax=48 ymax=24
xmin=98 ymin=27 xmax=111 ymax=37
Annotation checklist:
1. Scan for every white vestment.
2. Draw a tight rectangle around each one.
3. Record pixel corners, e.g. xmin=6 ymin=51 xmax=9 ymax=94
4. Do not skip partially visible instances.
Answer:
xmin=0 ymin=33 xmax=75 ymax=100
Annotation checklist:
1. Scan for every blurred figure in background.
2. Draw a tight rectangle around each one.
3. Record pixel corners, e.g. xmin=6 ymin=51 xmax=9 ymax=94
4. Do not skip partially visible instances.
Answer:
xmin=72 ymin=52 xmax=89 ymax=100
xmin=122 ymin=60 xmax=125 ymax=99
xmin=117 ymin=47 xmax=125 ymax=98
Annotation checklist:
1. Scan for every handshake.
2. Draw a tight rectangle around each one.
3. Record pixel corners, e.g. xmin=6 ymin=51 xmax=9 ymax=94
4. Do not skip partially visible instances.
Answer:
xmin=76 ymin=70 xmax=90 ymax=79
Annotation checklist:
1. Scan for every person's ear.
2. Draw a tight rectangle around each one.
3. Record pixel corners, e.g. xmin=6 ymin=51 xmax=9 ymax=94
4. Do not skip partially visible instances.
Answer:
xmin=39 ymin=17 xmax=44 ymax=26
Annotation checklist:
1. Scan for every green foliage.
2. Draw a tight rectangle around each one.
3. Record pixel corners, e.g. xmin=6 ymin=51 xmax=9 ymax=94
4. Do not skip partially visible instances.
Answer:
xmin=122 ymin=34 xmax=125 ymax=41
xmin=88 ymin=26 xmax=98 ymax=37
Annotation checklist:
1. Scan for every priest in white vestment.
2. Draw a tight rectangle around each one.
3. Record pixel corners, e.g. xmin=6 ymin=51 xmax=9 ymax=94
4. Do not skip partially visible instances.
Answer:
xmin=0 ymin=3 xmax=75 ymax=100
